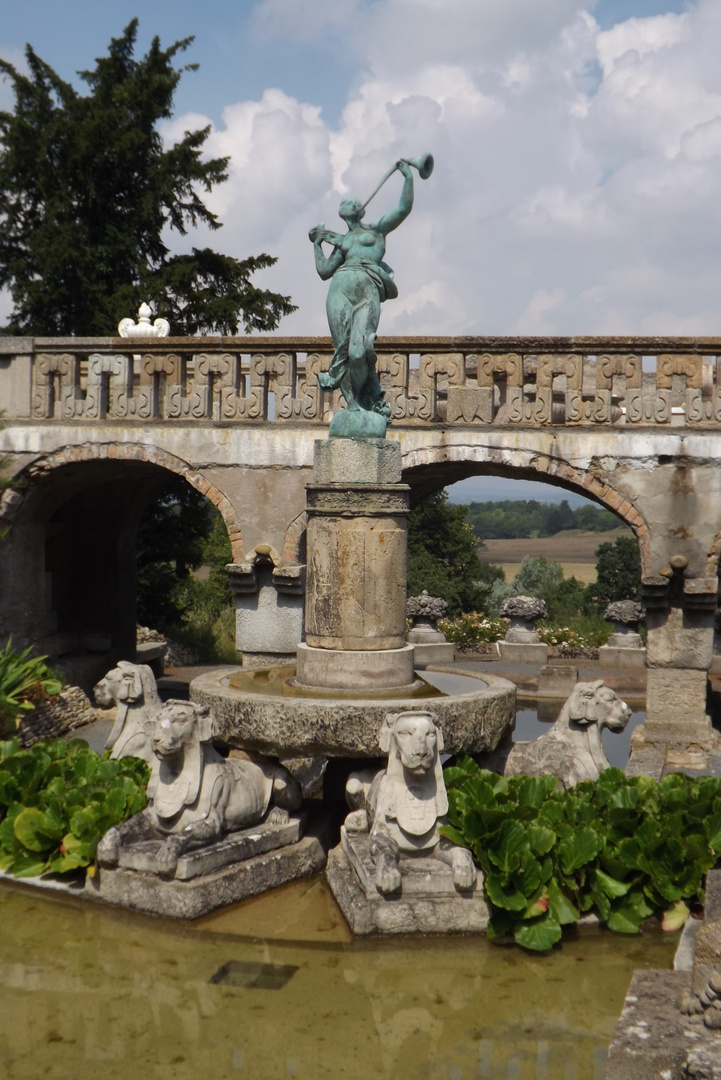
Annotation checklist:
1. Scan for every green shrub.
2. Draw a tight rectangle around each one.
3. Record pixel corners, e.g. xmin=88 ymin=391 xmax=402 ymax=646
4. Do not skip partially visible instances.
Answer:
xmin=441 ymin=760 xmax=721 ymax=951
xmin=0 ymin=737 xmax=149 ymax=878
xmin=0 ymin=639 xmax=63 ymax=736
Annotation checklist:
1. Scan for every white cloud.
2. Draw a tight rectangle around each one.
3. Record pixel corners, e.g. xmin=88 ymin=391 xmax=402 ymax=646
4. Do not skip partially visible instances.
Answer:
xmin=162 ymin=0 xmax=721 ymax=338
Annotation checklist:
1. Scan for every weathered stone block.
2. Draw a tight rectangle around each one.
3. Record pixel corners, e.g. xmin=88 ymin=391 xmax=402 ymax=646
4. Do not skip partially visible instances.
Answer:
xmin=313 ymin=437 xmax=402 ymax=484
xmin=645 ymin=667 xmax=712 ymax=740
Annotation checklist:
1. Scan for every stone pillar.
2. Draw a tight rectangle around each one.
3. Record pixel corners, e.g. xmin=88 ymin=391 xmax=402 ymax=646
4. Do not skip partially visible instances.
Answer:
xmin=297 ymin=438 xmax=414 ymax=690
xmin=643 ymin=557 xmax=717 ymax=744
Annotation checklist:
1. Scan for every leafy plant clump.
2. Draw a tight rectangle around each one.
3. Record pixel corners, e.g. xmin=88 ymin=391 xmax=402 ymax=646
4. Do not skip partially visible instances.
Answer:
xmin=441 ymin=760 xmax=721 ymax=952
xmin=0 ymin=639 xmax=62 ymax=736
xmin=0 ymin=737 xmax=149 ymax=878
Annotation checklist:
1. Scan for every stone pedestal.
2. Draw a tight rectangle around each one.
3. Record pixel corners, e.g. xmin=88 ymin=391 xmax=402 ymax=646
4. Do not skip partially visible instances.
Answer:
xmin=645 ymin=667 xmax=712 ymax=743
xmin=296 ymin=642 xmax=415 ymax=690
xmin=496 ymin=641 xmax=548 ymax=665
xmin=410 ymin=641 xmax=455 ymax=666
xmin=88 ymin=818 xmax=327 ymax=919
xmin=303 ymin=439 xmax=411 ymax=690
xmin=598 ymin=645 xmax=647 ymax=670
xmin=326 ymin=829 xmax=489 ymax=936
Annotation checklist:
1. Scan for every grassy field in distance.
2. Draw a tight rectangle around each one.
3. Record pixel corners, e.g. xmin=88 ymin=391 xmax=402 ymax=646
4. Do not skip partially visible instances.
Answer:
xmin=477 ymin=527 xmax=632 ymax=586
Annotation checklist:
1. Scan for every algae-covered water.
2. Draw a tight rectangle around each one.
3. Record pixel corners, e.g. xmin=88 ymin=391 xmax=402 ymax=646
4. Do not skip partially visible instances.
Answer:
xmin=0 ymin=875 xmax=678 ymax=1080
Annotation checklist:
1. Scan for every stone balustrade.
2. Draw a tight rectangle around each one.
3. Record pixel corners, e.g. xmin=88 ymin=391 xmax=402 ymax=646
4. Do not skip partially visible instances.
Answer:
xmin=4 ymin=335 xmax=721 ymax=427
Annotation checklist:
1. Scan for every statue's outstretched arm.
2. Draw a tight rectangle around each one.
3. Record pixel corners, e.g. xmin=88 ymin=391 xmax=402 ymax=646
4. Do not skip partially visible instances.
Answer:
xmin=312 ymin=238 xmax=344 ymax=281
xmin=376 ymin=161 xmax=414 ymax=236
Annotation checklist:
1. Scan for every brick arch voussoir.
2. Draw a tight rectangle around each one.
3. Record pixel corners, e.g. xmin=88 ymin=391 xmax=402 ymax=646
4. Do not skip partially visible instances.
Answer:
xmin=1 ymin=443 xmax=244 ymax=562
xmin=704 ymin=531 xmax=721 ymax=579
xmin=281 ymin=512 xmax=308 ymax=566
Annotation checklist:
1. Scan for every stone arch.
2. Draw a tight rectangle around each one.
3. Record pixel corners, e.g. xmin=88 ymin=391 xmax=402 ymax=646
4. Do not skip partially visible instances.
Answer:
xmin=1 ymin=442 xmax=244 ymax=562
xmin=0 ymin=442 xmax=244 ymax=688
xmin=400 ymin=441 xmax=652 ymax=575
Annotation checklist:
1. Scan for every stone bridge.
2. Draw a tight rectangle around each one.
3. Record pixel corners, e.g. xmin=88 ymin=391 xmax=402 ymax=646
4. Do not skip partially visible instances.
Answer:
xmin=3 ymin=333 xmax=721 ymax=740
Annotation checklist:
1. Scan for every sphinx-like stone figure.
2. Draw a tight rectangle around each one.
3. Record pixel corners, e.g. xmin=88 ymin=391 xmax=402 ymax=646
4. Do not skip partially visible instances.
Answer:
xmin=97 ymin=699 xmax=302 ymax=878
xmin=94 ymin=661 xmax=162 ymax=766
xmin=492 ymin=679 xmax=631 ymax=789
xmin=344 ymin=709 xmax=476 ymax=894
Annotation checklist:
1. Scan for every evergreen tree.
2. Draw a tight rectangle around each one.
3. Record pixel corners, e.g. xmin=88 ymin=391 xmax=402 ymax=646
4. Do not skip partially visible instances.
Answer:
xmin=585 ymin=536 xmax=642 ymax=612
xmin=407 ymin=492 xmax=503 ymax=616
xmin=0 ymin=21 xmax=296 ymax=335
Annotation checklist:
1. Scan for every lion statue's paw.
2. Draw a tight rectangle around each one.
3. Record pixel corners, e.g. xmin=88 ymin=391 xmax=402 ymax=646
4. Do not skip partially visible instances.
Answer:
xmin=154 ymin=838 xmax=182 ymax=878
xmin=374 ymin=857 xmax=402 ymax=895
xmin=451 ymin=848 xmax=477 ymax=891
xmin=97 ymin=827 xmax=120 ymax=867
xmin=344 ymin=808 xmax=369 ymax=833
xmin=266 ymin=806 xmax=291 ymax=825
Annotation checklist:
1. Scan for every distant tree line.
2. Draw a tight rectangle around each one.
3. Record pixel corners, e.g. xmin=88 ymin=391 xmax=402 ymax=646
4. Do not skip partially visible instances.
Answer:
xmin=465 ymin=499 xmax=620 ymax=540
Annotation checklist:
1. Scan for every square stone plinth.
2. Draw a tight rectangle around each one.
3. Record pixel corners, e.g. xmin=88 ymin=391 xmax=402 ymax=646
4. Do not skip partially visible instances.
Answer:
xmin=497 ymin=641 xmax=548 ymax=665
xmin=598 ymin=646 xmax=647 ymax=670
xmin=313 ymin=438 xmax=401 ymax=484
xmin=88 ymin=819 xmax=327 ymax=919
xmin=411 ymin=642 xmax=456 ymax=667
xmin=325 ymin=831 xmax=489 ymax=936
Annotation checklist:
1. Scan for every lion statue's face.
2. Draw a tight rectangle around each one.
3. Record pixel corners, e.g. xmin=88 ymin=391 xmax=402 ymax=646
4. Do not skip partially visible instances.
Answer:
xmin=152 ymin=701 xmax=212 ymax=762
xmin=391 ymin=713 xmax=439 ymax=776
xmin=94 ymin=662 xmax=143 ymax=708
xmin=567 ymin=680 xmax=631 ymax=733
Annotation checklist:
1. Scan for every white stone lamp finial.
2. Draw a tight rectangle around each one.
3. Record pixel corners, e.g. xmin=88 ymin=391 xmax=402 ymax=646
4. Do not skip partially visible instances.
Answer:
xmin=118 ymin=302 xmax=170 ymax=339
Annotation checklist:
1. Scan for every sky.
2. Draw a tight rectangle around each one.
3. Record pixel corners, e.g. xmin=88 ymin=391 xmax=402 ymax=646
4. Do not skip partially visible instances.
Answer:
xmin=0 ymin=0 xmax=711 ymax=505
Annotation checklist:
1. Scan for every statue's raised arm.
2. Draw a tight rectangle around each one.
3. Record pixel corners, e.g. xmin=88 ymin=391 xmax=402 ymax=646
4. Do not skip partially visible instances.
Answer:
xmin=309 ymin=153 xmax=434 ymax=439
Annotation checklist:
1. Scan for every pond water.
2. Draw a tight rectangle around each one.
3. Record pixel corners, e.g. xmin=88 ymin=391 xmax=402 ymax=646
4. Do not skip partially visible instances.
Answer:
xmin=0 ymin=873 xmax=678 ymax=1080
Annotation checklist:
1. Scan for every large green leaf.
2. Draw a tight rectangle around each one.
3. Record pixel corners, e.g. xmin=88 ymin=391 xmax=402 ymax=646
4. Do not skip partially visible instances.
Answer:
xmin=662 ymin=900 xmax=690 ymax=931
xmin=13 ymin=806 xmax=62 ymax=852
xmin=526 ymin=825 xmax=556 ymax=857
xmin=548 ymin=879 xmax=579 ymax=925
xmin=487 ymin=820 xmax=529 ymax=875
xmin=514 ymin=912 xmax=562 ymax=952
xmin=595 ymin=868 xmax=631 ymax=899
xmin=558 ymin=828 xmax=603 ymax=875
xmin=485 ymin=873 xmax=529 ymax=912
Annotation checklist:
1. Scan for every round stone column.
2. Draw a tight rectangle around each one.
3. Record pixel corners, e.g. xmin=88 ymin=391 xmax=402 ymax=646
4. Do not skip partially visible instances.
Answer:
xmin=297 ymin=438 xmax=414 ymax=690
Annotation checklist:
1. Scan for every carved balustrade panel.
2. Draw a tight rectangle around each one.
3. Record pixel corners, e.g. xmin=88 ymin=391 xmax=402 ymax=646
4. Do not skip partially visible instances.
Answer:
xmin=447 ymin=353 xmax=523 ymax=423
xmin=418 ymin=353 xmax=464 ymax=422
xmin=134 ymin=353 xmax=182 ymax=419
xmin=377 ymin=353 xmax=424 ymax=420
xmin=31 ymin=353 xmax=83 ymax=419
xmin=85 ymin=354 xmax=132 ymax=420
xmin=276 ymin=352 xmax=331 ymax=420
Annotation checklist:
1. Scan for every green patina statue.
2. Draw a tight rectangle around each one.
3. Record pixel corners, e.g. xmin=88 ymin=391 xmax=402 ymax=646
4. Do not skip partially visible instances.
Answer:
xmin=309 ymin=153 xmax=433 ymax=438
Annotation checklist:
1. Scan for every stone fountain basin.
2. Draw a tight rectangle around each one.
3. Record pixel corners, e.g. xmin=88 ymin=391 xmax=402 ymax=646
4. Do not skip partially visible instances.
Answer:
xmin=190 ymin=666 xmax=516 ymax=758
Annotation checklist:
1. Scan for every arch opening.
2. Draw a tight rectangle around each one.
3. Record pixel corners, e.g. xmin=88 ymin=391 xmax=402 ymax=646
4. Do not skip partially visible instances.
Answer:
xmin=0 ymin=446 xmax=238 ymax=691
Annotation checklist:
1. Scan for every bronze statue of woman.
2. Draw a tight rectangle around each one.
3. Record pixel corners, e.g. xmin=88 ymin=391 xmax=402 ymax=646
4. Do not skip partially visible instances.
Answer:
xmin=309 ymin=155 xmax=431 ymax=437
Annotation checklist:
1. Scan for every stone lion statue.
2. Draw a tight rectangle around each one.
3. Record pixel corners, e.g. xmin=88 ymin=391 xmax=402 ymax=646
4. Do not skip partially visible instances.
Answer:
xmin=94 ymin=661 xmax=162 ymax=766
xmin=497 ymin=679 xmax=631 ymax=789
xmin=97 ymin=699 xmax=302 ymax=878
xmin=344 ymin=710 xmax=476 ymax=895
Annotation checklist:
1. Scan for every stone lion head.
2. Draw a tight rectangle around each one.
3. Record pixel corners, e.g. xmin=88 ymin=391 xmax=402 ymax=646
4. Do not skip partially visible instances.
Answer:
xmin=566 ymin=680 xmax=631 ymax=733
